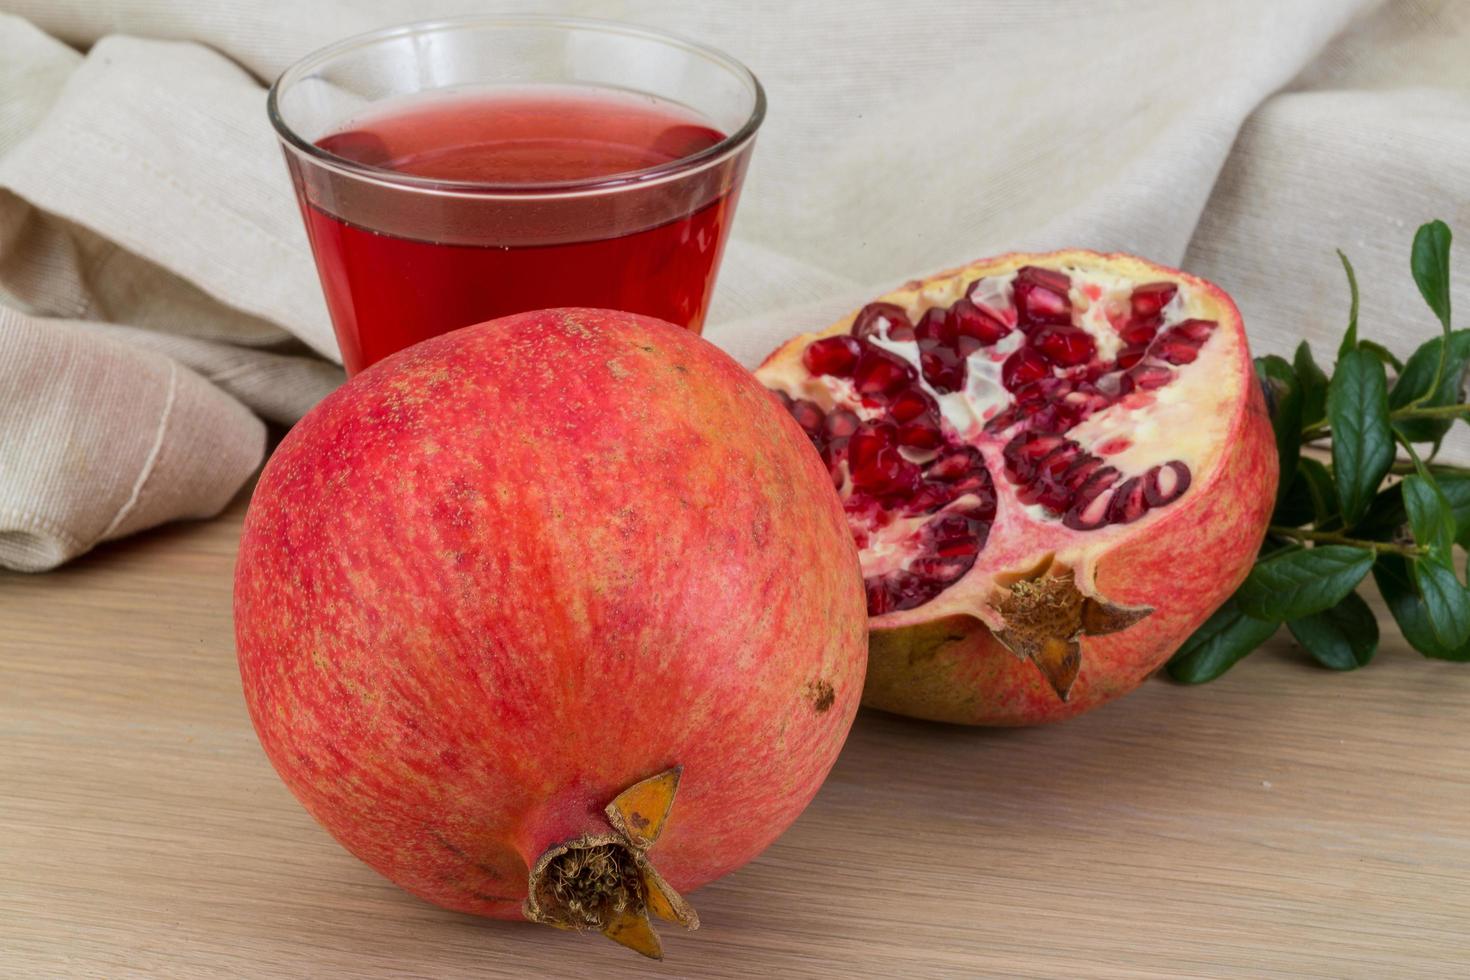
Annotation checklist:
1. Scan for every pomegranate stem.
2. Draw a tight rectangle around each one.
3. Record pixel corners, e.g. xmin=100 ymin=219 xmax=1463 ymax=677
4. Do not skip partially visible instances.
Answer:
xmin=1268 ymin=524 xmax=1425 ymax=557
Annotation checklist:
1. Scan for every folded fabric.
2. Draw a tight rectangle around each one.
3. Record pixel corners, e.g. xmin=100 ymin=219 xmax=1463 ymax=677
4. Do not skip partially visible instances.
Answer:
xmin=1 ymin=0 xmax=1468 ymax=571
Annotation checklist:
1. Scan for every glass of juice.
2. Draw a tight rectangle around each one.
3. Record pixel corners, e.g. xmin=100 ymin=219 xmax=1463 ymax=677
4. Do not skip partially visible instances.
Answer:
xmin=268 ymin=16 xmax=765 ymax=374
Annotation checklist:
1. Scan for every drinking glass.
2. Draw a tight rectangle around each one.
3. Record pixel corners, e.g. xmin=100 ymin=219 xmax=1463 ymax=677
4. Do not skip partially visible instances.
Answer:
xmin=269 ymin=16 xmax=765 ymax=374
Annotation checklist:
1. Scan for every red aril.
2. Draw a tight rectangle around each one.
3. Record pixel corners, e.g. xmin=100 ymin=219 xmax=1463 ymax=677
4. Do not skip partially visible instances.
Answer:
xmin=757 ymin=251 xmax=1275 ymax=725
xmin=234 ymin=309 xmax=867 ymax=957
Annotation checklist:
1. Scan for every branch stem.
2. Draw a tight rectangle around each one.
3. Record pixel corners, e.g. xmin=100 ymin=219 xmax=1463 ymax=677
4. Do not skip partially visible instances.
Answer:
xmin=1299 ymin=401 xmax=1470 ymax=442
xmin=1267 ymin=525 xmax=1424 ymax=557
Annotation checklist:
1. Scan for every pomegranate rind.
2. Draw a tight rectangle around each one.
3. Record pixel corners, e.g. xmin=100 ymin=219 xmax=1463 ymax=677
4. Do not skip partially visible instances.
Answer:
xmin=757 ymin=250 xmax=1276 ymax=725
xmin=235 ymin=309 xmax=868 ymax=915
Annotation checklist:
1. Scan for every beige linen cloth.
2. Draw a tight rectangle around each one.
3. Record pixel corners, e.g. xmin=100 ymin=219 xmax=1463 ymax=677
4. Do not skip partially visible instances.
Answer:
xmin=2 ymin=0 xmax=1469 ymax=571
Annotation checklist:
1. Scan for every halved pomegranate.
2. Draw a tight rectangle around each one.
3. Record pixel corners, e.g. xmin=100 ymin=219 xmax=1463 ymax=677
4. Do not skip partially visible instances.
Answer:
xmin=758 ymin=250 xmax=1276 ymax=725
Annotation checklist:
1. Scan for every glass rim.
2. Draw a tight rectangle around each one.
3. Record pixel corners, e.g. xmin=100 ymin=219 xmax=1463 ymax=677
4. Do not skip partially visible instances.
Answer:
xmin=267 ymin=13 xmax=766 ymax=199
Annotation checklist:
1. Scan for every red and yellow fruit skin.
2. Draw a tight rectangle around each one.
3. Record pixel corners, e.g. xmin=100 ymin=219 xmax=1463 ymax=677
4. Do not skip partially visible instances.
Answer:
xmin=862 ymin=392 xmax=1274 ymax=725
xmin=762 ymin=250 xmax=1277 ymax=726
xmin=234 ymin=309 xmax=867 ymax=918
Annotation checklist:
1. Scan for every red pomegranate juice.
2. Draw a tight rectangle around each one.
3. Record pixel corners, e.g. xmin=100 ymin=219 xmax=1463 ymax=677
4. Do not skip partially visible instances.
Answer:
xmin=302 ymin=86 xmax=736 ymax=373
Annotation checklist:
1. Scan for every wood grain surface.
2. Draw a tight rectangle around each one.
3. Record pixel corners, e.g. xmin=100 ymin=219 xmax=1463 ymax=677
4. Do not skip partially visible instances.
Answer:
xmin=2 ymin=494 xmax=1467 ymax=979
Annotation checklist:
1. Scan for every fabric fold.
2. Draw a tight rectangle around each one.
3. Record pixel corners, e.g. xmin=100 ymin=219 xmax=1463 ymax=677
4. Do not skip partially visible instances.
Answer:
xmin=0 ymin=306 xmax=263 ymax=571
xmin=0 ymin=0 xmax=1469 ymax=571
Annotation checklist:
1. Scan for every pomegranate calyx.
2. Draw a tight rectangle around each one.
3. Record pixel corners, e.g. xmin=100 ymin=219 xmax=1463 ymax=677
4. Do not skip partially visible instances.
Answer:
xmin=990 ymin=560 xmax=1151 ymax=701
xmin=604 ymin=765 xmax=681 ymax=849
xmin=523 ymin=767 xmax=697 ymax=959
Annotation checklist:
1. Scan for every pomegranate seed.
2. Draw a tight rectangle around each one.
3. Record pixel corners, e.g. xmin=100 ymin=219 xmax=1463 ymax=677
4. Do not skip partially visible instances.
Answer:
xmin=906 ymin=483 xmax=953 ymax=514
xmin=983 ymin=408 xmax=1020 ymax=433
xmin=913 ymin=307 xmax=952 ymax=344
xmin=848 ymin=421 xmax=920 ymax=499
xmin=1118 ymin=316 xmax=1160 ymax=346
xmin=1037 ymin=441 xmax=1082 ymax=480
xmin=949 ymin=298 xmax=1011 ymax=345
xmin=865 ymin=577 xmax=894 ymax=616
xmin=824 ymin=408 xmax=860 ymax=439
xmin=968 ymin=489 xmax=998 ymax=524
xmin=1125 ymin=363 xmax=1173 ymax=390
xmin=927 ymin=445 xmax=985 ymax=482
xmin=908 ymin=555 xmax=972 ymax=583
xmin=933 ymin=534 xmax=983 ymax=561
xmin=884 ymin=571 xmax=949 ymax=614
xmin=802 ymin=336 xmax=862 ymax=377
xmin=1003 ymin=432 xmax=1066 ymax=480
xmin=1014 ymin=480 xmax=1045 ymax=505
xmin=920 ymin=345 xmax=966 ymax=393
xmin=1013 ymin=266 xmax=1074 ymax=327
xmin=1002 ymin=348 xmax=1051 ymax=389
xmin=1129 ymin=282 xmax=1177 ymax=319
xmin=1064 ymin=485 xmax=1116 ymax=530
xmin=1095 ymin=437 xmax=1132 ymax=456
xmin=851 ymin=302 xmax=913 ymax=341
xmin=1075 ymin=465 xmax=1121 ymax=501
xmin=1144 ymin=461 xmax=1192 ymax=506
xmin=1172 ymin=318 xmax=1216 ymax=343
xmin=824 ymin=434 xmax=848 ymax=464
xmin=788 ymin=399 xmax=825 ymax=434
xmin=1034 ymin=476 xmax=1073 ymax=512
xmin=907 ymin=513 xmax=989 ymax=584
xmin=1032 ymin=326 xmax=1097 ymax=367
xmin=852 ymin=347 xmax=916 ymax=397
xmin=1060 ymin=454 xmax=1104 ymax=491
xmin=849 ymin=420 xmax=896 ymax=466
xmin=1059 ymin=466 xmax=1119 ymax=529
xmin=897 ymin=419 xmax=943 ymax=450
xmin=1009 ymin=382 xmax=1047 ymax=408
xmin=1105 ymin=476 xmax=1151 ymax=524
xmin=853 ymin=457 xmax=920 ymax=499
xmin=924 ymin=512 xmax=982 ymax=546
xmin=889 ymin=387 xmax=938 ymax=423
xmin=1153 ymin=337 xmax=1199 ymax=365
xmin=1115 ymin=346 xmax=1147 ymax=370
xmin=1027 ymin=402 xmax=1081 ymax=434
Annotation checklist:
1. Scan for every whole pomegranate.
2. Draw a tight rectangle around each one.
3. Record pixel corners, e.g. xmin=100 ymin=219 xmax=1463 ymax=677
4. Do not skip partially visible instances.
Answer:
xmin=234 ymin=309 xmax=867 ymax=958
xmin=757 ymin=251 xmax=1275 ymax=725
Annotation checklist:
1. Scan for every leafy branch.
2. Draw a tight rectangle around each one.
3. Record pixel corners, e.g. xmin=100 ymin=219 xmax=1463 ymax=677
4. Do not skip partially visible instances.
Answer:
xmin=1170 ymin=219 xmax=1470 ymax=683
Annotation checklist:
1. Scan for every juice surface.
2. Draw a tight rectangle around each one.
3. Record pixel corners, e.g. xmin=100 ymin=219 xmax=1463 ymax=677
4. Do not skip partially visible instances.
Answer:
xmin=305 ymin=86 xmax=734 ymax=374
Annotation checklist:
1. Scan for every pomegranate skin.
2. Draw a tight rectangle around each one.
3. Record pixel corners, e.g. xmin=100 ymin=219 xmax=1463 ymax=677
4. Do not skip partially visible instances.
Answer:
xmin=759 ymin=250 xmax=1277 ymax=726
xmin=863 ymin=389 xmax=1274 ymax=725
xmin=234 ymin=309 xmax=866 ymax=920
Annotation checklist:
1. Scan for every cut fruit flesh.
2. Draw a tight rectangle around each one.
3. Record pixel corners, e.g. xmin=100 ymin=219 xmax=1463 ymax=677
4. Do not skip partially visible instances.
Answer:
xmin=757 ymin=253 xmax=1248 ymax=697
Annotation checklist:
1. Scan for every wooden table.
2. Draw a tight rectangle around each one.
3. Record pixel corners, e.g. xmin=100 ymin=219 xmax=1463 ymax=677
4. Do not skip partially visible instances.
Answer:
xmin=3 ymin=494 xmax=1467 ymax=979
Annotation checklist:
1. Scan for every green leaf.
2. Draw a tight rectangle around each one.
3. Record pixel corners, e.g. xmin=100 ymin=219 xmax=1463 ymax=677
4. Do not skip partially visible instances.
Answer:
xmin=1236 ymin=545 xmax=1375 ymax=621
xmin=1273 ymin=457 xmax=1338 ymax=527
xmin=1389 ymin=330 xmax=1470 ymax=406
xmin=1432 ymin=474 xmax=1470 ymax=549
xmin=1286 ymin=591 xmax=1378 ymax=670
xmin=1295 ymin=341 xmax=1330 ymax=427
xmin=1411 ymin=219 xmax=1453 ymax=330
xmin=1387 ymin=330 xmax=1470 ymax=443
xmin=1336 ymin=249 xmax=1361 ymax=362
xmin=1255 ymin=355 xmax=1301 ymax=508
xmin=1166 ymin=598 xmax=1280 ymax=684
xmin=1402 ymin=474 xmax=1456 ymax=566
xmin=1356 ymin=481 xmax=1406 ymax=542
xmin=1413 ymin=559 xmax=1470 ymax=648
xmin=1328 ymin=349 xmax=1395 ymax=527
xmin=1374 ymin=554 xmax=1470 ymax=661
xmin=1298 ymin=458 xmax=1339 ymax=526
xmin=1358 ymin=340 xmax=1404 ymax=373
